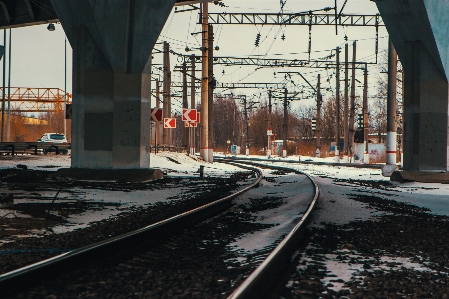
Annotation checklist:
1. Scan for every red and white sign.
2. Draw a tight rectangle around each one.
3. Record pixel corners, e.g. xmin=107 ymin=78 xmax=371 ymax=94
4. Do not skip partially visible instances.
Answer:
xmin=184 ymin=122 xmax=197 ymax=128
xmin=151 ymin=108 xmax=163 ymax=122
xmin=164 ymin=118 xmax=176 ymax=128
xmin=182 ymin=108 xmax=197 ymax=122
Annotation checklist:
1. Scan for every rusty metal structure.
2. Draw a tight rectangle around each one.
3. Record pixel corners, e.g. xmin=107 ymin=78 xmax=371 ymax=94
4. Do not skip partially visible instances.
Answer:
xmin=0 ymin=87 xmax=72 ymax=112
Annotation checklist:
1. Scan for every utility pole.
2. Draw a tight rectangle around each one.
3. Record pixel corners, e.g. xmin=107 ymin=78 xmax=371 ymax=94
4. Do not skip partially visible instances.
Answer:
xmin=242 ymin=95 xmax=249 ymax=156
xmin=6 ymin=28 xmax=11 ymax=141
xmin=200 ymin=2 xmax=211 ymax=162
xmin=267 ymin=90 xmax=272 ymax=158
xmin=283 ymin=88 xmax=288 ymax=157
xmin=343 ymin=43 xmax=349 ymax=162
xmin=182 ymin=61 xmax=188 ymax=148
xmin=335 ymin=46 xmax=340 ymax=162
xmin=1 ymin=30 xmax=6 ymax=142
xmin=63 ymin=37 xmax=67 ymax=138
xmin=156 ymin=79 xmax=161 ymax=149
xmin=316 ymin=74 xmax=322 ymax=157
xmin=349 ymin=40 xmax=357 ymax=162
xmin=208 ymin=23 xmax=214 ymax=161
xmin=386 ymin=38 xmax=398 ymax=168
xmin=162 ymin=41 xmax=171 ymax=145
xmin=363 ymin=65 xmax=369 ymax=164
xmin=190 ymin=55 xmax=196 ymax=155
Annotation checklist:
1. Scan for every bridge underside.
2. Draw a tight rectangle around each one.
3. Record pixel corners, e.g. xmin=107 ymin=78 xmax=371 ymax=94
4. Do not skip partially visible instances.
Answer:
xmin=376 ymin=0 xmax=449 ymax=171
xmin=0 ymin=0 xmax=199 ymax=29
xmin=2 ymin=0 xmax=206 ymax=170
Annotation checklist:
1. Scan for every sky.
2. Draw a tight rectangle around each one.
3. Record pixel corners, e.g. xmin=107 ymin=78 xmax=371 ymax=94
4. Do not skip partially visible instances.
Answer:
xmin=1 ymin=0 xmax=390 ymax=115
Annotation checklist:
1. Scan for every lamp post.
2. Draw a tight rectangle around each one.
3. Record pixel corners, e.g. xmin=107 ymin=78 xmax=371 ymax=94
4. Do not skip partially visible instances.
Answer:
xmin=47 ymin=23 xmax=55 ymax=32
xmin=227 ymin=139 xmax=230 ymax=155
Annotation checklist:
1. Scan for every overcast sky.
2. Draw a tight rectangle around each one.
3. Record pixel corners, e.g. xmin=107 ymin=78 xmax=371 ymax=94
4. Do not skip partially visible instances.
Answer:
xmin=2 ymin=0 xmax=389 ymax=114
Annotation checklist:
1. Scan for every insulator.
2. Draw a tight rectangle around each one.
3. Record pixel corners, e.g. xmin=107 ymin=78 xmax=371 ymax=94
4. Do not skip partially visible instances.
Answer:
xmin=254 ymin=33 xmax=261 ymax=47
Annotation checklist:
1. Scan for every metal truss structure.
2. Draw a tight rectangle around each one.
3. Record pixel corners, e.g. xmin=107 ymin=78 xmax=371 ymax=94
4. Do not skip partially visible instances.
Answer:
xmin=202 ymin=13 xmax=384 ymax=27
xmin=0 ymin=88 xmax=72 ymax=112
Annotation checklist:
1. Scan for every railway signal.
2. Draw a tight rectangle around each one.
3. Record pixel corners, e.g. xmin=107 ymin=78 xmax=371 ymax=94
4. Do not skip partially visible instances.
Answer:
xmin=311 ymin=118 xmax=316 ymax=131
xmin=357 ymin=113 xmax=363 ymax=128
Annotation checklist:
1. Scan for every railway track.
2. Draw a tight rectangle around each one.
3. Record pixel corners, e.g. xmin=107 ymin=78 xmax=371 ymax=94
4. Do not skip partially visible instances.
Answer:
xmin=1 ymin=161 xmax=319 ymax=298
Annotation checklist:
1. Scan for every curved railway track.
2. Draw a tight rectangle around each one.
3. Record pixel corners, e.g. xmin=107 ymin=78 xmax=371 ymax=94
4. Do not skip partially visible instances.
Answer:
xmin=1 ymin=161 xmax=319 ymax=299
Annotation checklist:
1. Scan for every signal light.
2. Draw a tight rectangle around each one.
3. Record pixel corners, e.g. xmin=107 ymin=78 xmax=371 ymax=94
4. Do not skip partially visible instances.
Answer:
xmin=311 ymin=118 xmax=316 ymax=131
xmin=357 ymin=114 xmax=363 ymax=128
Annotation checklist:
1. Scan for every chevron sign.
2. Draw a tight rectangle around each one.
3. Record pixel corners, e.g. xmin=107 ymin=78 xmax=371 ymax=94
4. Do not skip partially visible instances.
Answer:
xmin=151 ymin=108 xmax=163 ymax=122
xmin=182 ymin=108 xmax=197 ymax=122
xmin=164 ymin=118 xmax=176 ymax=128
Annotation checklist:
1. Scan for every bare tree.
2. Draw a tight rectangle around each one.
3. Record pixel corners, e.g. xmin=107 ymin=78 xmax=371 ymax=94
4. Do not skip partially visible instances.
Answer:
xmin=212 ymin=94 xmax=244 ymax=151
xmin=293 ymin=104 xmax=315 ymax=140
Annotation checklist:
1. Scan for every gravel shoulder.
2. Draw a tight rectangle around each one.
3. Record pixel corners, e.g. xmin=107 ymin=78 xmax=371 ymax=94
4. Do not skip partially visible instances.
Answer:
xmin=277 ymin=174 xmax=449 ymax=299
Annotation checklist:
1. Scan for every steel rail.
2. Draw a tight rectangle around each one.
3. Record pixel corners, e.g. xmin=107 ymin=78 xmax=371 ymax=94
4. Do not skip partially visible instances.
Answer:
xmin=221 ymin=155 xmax=383 ymax=169
xmin=217 ymin=159 xmax=321 ymax=299
xmin=0 ymin=166 xmax=262 ymax=297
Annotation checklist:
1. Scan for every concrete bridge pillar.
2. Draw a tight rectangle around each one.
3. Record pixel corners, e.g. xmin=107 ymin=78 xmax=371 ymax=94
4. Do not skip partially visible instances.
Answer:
xmin=376 ymin=0 xmax=449 ymax=171
xmin=50 ymin=0 xmax=176 ymax=169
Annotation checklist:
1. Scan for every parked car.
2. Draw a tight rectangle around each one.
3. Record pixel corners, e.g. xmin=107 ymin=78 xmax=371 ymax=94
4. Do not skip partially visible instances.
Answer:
xmin=38 ymin=133 xmax=69 ymax=154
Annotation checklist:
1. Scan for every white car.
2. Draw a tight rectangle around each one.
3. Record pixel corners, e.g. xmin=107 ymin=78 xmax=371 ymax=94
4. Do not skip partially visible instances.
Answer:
xmin=38 ymin=133 xmax=69 ymax=154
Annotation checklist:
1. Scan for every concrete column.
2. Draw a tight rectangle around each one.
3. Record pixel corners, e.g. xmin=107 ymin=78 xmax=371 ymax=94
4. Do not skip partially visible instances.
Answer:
xmin=283 ymin=88 xmax=288 ymax=157
xmin=156 ymin=79 xmax=162 ymax=148
xmin=182 ymin=62 xmax=188 ymax=148
xmin=267 ymin=90 xmax=272 ymax=158
xmin=386 ymin=39 xmax=398 ymax=166
xmin=363 ymin=66 xmax=369 ymax=164
xmin=207 ymin=24 xmax=214 ymax=162
xmin=316 ymin=74 xmax=321 ymax=158
xmin=402 ymin=40 xmax=448 ymax=171
xmin=190 ymin=55 xmax=196 ymax=155
xmin=163 ymin=41 xmax=172 ymax=145
xmin=51 ymin=0 xmax=176 ymax=169
xmin=343 ymin=43 xmax=349 ymax=162
xmin=349 ymin=41 xmax=357 ymax=163
xmin=375 ymin=1 xmax=449 ymax=172
xmin=200 ymin=2 xmax=211 ymax=162
xmin=334 ymin=47 xmax=340 ymax=162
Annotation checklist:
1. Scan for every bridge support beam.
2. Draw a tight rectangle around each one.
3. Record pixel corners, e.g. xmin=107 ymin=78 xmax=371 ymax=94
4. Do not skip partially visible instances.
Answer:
xmin=377 ymin=1 xmax=449 ymax=172
xmin=401 ymin=40 xmax=448 ymax=171
xmin=50 ymin=0 xmax=176 ymax=169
